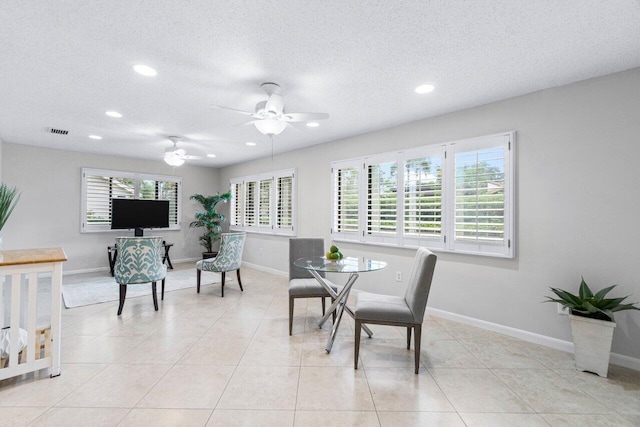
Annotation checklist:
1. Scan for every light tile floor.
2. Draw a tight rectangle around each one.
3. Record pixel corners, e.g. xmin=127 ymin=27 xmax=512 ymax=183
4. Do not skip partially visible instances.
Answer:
xmin=1 ymin=264 xmax=639 ymax=426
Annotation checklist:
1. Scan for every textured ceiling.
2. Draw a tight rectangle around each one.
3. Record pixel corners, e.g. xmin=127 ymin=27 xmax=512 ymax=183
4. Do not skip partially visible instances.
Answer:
xmin=1 ymin=1 xmax=639 ymax=167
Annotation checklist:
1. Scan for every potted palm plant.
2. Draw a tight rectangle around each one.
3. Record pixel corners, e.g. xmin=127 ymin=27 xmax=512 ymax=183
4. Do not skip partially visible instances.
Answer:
xmin=0 ymin=183 xmax=21 ymax=249
xmin=189 ymin=191 xmax=232 ymax=258
xmin=545 ymin=278 xmax=639 ymax=377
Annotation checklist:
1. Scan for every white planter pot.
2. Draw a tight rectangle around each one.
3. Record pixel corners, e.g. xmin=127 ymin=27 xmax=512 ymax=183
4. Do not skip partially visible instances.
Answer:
xmin=569 ymin=314 xmax=616 ymax=377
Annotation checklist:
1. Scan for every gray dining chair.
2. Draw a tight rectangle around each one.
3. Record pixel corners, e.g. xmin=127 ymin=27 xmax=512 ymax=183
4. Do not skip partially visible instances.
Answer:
xmin=288 ymin=238 xmax=336 ymax=335
xmin=354 ymin=247 xmax=437 ymax=374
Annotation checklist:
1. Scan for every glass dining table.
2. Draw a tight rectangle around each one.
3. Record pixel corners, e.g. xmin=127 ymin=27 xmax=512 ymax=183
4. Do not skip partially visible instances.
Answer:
xmin=293 ymin=256 xmax=387 ymax=353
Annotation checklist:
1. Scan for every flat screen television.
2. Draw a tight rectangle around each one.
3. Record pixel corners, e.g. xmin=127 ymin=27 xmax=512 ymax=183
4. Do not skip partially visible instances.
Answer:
xmin=111 ymin=198 xmax=170 ymax=236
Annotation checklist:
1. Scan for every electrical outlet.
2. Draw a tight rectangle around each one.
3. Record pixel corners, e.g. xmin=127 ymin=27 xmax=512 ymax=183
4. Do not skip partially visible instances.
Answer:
xmin=557 ymin=303 xmax=569 ymax=316
xmin=395 ymin=271 xmax=402 ymax=282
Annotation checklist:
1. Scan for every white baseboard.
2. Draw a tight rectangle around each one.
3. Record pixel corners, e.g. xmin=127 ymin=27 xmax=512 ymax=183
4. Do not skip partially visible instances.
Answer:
xmin=241 ymin=261 xmax=288 ymax=277
xmin=426 ymin=307 xmax=640 ymax=372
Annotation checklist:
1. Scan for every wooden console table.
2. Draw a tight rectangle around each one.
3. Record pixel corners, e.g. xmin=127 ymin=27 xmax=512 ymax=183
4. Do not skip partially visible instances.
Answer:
xmin=108 ymin=241 xmax=174 ymax=276
xmin=0 ymin=247 xmax=67 ymax=380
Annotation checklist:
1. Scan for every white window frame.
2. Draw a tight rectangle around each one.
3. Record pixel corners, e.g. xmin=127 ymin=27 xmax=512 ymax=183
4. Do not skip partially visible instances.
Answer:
xmin=330 ymin=131 xmax=515 ymax=258
xmin=81 ymin=168 xmax=182 ymax=233
xmin=229 ymin=168 xmax=297 ymax=236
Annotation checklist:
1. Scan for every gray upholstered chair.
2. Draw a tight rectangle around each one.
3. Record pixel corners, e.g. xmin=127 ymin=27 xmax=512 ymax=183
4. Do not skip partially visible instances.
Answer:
xmin=196 ymin=232 xmax=246 ymax=297
xmin=288 ymin=238 xmax=336 ymax=335
xmin=354 ymin=247 xmax=437 ymax=374
xmin=114 ymin=236 xmax=167 ymax=316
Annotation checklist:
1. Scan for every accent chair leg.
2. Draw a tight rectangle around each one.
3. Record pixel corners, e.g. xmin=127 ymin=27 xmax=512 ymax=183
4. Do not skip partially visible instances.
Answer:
xmin=331 ymin=298 xmax=336 ymax=323
xmin=152 ymin=281 xmax=158 ymax=311
xmin=197 ymin=269 xmax=201 ymax=293
xmin=221 ymin=271 xmax=225 ymax=297
xmin=237 ymin=269 xmax=243 ymax=291
xmin=321 ymin=297 xmax=326 ymax=315
xmin=407 ymin=327 xmax=412 ymax=349
xmin=161 ymin=278 xmax=165 ymax=300
xmin=414 ymin=324 xmax=422 ymax=374
xmin=289 ymin=296 xmax=294 ymax=336
xmin=354 ymin=319 xmax=362 ymax=370
xmin=117 ymin=284 xmax=127 ymax=315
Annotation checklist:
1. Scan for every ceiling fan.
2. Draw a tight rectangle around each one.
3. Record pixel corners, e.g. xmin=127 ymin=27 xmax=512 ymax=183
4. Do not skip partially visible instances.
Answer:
xmin=212 ymin=82 xmax=329 ymax=136
xmin=164 ymin=136 xmax=199 ymax=166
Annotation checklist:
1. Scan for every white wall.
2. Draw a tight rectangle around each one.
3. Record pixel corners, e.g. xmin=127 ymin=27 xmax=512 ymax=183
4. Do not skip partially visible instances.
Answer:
xmin=219 ymin=68 xmax=640 ymax=360
xmin=1 ymin=143 xmax=220 ymax=271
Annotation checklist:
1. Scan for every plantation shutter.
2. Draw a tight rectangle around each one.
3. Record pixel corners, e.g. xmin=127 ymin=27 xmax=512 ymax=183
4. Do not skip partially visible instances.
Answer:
xmin=276 ymin=174 xmax=293 ymax=230
xmin=230 ymin=181 xmax=243 ymax=228
xmin=448 ymin=133 xmax=512 ymax=256
xmin=84 ymin=174 xmax=134 ymax=226
xmin=139 ymin=179 xmax=179 ymax=226
xmin=402 ymin=148 xmax=445 ymax=248
xmin=245 ymin=181 xmax=257 ymax=228
xmin=331 ymin=160 xmax=361 ymax=240
xmin=364 ymin=155 xmax=398 ymax=244
xmin=258 ymin=178 xmax=272 ymax=228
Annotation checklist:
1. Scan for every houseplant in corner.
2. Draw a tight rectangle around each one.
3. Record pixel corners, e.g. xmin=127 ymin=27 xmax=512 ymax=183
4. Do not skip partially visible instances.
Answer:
xmin=545 ymin=278 xmax=639 ymax=377
xmin=0 ymin=183 xmax=21 ymax=249
xmin=189 ymin=191 xmax=232 ymax=259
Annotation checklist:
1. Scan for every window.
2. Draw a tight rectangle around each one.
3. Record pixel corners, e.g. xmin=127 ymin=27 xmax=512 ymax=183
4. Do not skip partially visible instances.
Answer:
xmin=331 ymin=132 xmax=514 ymax=257
xmin=230 ymin=168 xmax=296 ymax=236
xmin=81 ymin=168 xmax=181 ymax=233
xmin=230 ymin=181 xmax=243 ymax=227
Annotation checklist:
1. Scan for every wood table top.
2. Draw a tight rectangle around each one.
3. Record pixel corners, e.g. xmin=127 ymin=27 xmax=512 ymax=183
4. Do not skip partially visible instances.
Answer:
xmin=0 ymin=247 xmax=67 ymax=266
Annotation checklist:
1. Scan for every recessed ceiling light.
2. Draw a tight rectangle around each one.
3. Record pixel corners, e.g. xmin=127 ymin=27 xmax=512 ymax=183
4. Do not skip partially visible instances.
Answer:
xmin=415 ymin=84 xmax=435 ymax=94
xmin=246 ymin=142 xmax=256 ymax=146
xmin=88 ymin=135 xmax=102 ymax=140
xmin=105 ymin=111 xmax=122 ymax=118
xmin=306 ymin=122 xmax=320 ymax=128
xmin=133 ymin=64 xmax=157 ymax=77
xmin=207 ymin=154 xmax=216 ymax=158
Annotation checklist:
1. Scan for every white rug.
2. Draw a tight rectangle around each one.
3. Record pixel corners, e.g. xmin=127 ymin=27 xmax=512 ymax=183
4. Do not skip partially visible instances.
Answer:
xmin=62 ymin=269 xmax=220 ymax=308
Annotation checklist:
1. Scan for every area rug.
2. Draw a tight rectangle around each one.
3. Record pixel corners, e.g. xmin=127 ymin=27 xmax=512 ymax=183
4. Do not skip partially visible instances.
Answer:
xmin=61 ymin=269 xmax=220 ymax=308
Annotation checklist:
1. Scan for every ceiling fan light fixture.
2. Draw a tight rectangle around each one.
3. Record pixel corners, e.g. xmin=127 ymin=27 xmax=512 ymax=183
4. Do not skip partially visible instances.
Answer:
xmin=164 ymin=153 xmax=185 ymax=166
xmin=254 ymin=119 xmax=287 ymax=136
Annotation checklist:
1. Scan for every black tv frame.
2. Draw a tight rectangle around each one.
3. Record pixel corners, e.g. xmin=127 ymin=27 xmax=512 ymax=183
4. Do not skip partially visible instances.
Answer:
xmin=110 ymin=198 xmax=170 ymax=236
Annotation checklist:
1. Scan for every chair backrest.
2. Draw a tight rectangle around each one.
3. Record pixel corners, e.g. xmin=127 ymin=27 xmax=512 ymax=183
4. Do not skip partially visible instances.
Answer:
xmin=114 ymin=236 xmax=166 ymax=284
xmin=209 ymin=232 xmax=246 ymax=271
xmin=289 ymin=238 xmax=325 ymax=280
xmin=404 ymin=248 xmax=437 ymax=323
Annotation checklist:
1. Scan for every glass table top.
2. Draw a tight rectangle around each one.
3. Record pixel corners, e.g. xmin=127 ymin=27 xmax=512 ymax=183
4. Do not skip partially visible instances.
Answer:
xmin=293 ymin=256 xmax=387 ymax=273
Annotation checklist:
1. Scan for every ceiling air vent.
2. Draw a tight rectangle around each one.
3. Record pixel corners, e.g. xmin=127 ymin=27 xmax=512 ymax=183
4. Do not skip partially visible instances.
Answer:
xmin=48 ymin=128 xmax=69 ymax=135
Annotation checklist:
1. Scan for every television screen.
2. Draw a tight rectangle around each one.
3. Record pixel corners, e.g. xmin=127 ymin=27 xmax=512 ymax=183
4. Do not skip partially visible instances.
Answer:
xmin=111 ymin=198 xmax=170 ymax=230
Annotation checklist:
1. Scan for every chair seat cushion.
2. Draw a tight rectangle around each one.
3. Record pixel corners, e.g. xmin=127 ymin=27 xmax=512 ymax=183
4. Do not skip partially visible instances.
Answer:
xmin=289 ymin=278 xmax=337 ymax=297
xmin=196 ymin=258 xmax=221 ymax=272
xmin=355 ymin=292 xmax=415 ymax=323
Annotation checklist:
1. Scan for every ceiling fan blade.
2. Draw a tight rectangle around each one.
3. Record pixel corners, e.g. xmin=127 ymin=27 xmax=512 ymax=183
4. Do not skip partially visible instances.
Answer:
xmin=285 ymin=122 xmax=299 ymax=132
xmin=182 ymin=155 xmax=200 ymax=160
xmin=265 ymin=94 xmax=284 ymax=115
xmin=211 ymin=105 xmax=256 ymax=116
xmin=234 ymin=120 xmax=260 ymax=127
xmin=283 ymin=112 xmax=329 ymax=122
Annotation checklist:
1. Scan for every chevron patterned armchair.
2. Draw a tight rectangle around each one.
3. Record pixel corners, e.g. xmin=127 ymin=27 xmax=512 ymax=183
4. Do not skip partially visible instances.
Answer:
xmin=114 ymin=236 xmax=167 ymax=315
xmin=196 ymin=232 xmax=246 ymax=297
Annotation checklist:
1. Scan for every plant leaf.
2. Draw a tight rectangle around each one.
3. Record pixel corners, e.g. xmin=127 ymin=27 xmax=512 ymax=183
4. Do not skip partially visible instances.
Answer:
xmin=611 ymin=303 xmax=640 ymax=312
xmin=579 ymin=277 xmax=593 ymax=300
xmin=593 ymin=285 xmax=617 ymax=303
